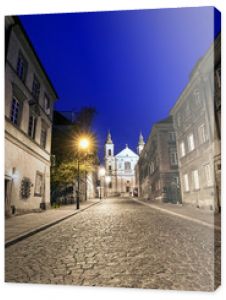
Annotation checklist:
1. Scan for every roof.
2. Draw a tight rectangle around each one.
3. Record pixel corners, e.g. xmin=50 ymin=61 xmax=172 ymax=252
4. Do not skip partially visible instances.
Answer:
xmin=10 ymin=16 xmax=59 ymax=99
xmin=53 ymin=111 xmax=73 ymax=126
xmin=156 ymin=115 xmax=173 ymax=124
xmin=115 ymin=145 xmax=138 ymax=158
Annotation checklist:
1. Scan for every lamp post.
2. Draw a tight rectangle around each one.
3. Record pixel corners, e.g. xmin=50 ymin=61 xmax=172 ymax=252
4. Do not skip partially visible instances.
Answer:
xmin=76 ymin=136 xmax=90 ymax=210
xmin=98 ymin=166 xmax=106 ymax=199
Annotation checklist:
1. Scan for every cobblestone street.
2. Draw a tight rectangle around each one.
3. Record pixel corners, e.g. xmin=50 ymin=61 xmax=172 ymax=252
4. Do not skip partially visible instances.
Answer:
xmin=5 ymin=198 xmax=221 ymax=291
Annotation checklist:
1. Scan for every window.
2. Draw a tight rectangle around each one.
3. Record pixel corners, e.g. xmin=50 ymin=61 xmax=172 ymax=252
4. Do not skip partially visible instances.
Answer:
xmin=198 ymin=124 xmax=207 ymax=144
xmin=32 ymin=75 xmax=40 ymax=100
xmin=16 ymin=52 xmax=28 ymax=82
xmin=194 ymin=89 xmax=201 ymax=105
xmin=170 ymin=152 xmax=178 ymax=166
xmin=108 ymin=149 xmax=112 ymax=156
xmin=40 ymin=123 xmax=47 ymax=149
xmin=108 ymin=165 xmax=112 ymax=171
xmin=10 ymin=97 xmax=20 ymax=125
xmin=216 ymin=67 xmax=221 ymax=88
xmin=109 ymin=182 xmax=112 ymax=189
xmin=180 ymin=141 xmax=186 ymax=157
xmin=28 ymin=114 xmax=37 ymax=139
xmin=149 ymin=161 xmax=155 ymax=175
xmin=204 ymin=164 xmax=212 ymax=187
xmin=34 ymin=172 xmax=43 ymax=196
xmin=155 ymin=180 xmax=161 ymax=191
xmin=177 ymin=113 xmax=181 ymax=127
xmin=124 ymin=161 xmax=131 ymax=171
xmin=169 ymin=132 xmax=176 ymax=142
xmin=192 ymin=170 xmax=200 ymax=190
xmin=187 ymin=133 xmax=195 ymax=152
xmin=184 ymin=103 xmax=190 ymax=117
xmin=184 ymin=174 xmax=189 ymax=192
xmin=44 ymin=94 xmax=51 ymax=115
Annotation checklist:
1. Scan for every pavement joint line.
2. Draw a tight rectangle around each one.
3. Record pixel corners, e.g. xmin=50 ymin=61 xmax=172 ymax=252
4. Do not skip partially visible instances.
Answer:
xmin=5 ymin=200 xmax=102 ymax=248
xmin=132 ymin=198 xmax=221 ymax=231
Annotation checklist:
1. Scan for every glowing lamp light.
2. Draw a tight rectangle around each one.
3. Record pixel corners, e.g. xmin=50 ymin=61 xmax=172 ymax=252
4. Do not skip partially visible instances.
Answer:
xmin=105 ymin=176 xmax=111 ymax=184
xmin=99 ymin=167 xmax=106 ymax=177
xmin=78 ymin=137 xmax=90 ymax=150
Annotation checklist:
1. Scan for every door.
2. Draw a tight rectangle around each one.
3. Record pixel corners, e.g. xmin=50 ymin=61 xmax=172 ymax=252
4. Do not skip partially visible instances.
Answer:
xmin=5 ymin=179 xmax=12 ymax=216
xmin=166 ymin=182 xmax=181 ymax=204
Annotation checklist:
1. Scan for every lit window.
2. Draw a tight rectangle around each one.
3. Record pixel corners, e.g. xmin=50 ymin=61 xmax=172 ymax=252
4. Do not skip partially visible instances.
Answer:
xmin=16 ymin=52 xmax=28 ymax=82
xmin=192 ymin=169 xmax=200 ymax=190
xmin=44 ymin=94 xmax=51 ymax=115
xmin=180 ymin=141 xmax=186 ymax=157
xmin=10 ymin=97 xmax=20 ymax=125
xmin=187 ymin=133 xmax=195 ymax=152
xmin=184 ymin=174 xmax=189 ymax=192
xmin=34 ymin=172 xmax=43 ymax=196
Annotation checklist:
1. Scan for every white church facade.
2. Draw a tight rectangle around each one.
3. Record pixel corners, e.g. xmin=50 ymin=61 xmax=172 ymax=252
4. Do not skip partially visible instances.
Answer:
xmin=104 ymin=131 xmax=144 ymax=197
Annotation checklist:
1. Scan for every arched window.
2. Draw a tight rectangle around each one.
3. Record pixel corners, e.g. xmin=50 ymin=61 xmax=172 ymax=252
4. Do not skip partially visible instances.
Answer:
xmin=124 ymin=161 xmax=131 ymax=171
xmin=108 ymin=149 xmax=111 ymax=156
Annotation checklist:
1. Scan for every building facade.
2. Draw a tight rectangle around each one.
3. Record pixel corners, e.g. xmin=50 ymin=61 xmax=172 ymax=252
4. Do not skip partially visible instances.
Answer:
xmin=170 ymin=33 xmax=221 ymax=211
xmin=5 ymin=16 xmax=58 ymax=216
xmin=137 ymin=116 xmax=180 ymax=203
xmin=104 ymin=132 xmax=143 ymax=197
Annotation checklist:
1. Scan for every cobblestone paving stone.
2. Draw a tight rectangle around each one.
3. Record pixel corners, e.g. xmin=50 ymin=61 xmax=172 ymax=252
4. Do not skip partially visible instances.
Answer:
xmin=5 ymin=198 xmax=221 ymax=291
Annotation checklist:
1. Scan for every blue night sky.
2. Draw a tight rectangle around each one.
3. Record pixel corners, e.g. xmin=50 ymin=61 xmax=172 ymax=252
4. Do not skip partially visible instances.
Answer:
xmin=19 ymin=7 xmax=221 ymax=161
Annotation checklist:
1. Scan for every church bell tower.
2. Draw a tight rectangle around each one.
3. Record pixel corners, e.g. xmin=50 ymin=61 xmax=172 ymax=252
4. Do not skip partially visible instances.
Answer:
xmin=137 ymin=132 xmax=145 ymax=155
xmin=105 ymin=130 xmax=114 ymax=158
xmin=104 ymin=131 xmax=115 ymax=176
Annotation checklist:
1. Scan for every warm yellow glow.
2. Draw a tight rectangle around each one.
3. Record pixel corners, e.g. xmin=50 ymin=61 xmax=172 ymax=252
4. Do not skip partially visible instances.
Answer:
xmin=78 ymin=137 xmax=90 ymax=150
xmin=105 ymin=176 xmax=111 ymax=184
xmin=99 ymin=167 xmax=106 ymax=177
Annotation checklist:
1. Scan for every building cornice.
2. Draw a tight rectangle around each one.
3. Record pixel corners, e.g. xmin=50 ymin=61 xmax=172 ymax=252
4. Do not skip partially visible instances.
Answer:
xmin=5 ymin=117 xmax=51 ymax=161
xmin=5 ymin=130 xmax=51 ymax=166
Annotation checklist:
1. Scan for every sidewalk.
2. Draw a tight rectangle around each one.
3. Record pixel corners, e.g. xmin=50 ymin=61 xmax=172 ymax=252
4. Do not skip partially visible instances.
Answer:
xmin=133 ymin=198 xmax=221 ymax=230
xmin=5 ymin=198 xmax=101 ymax=247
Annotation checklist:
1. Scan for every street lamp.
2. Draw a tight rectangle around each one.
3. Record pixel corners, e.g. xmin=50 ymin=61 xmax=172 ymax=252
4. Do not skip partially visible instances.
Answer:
xmin=76 ymin=136 xmax=90 ymax=210
xmin=98 ymin=166 xmax=106 ymax=199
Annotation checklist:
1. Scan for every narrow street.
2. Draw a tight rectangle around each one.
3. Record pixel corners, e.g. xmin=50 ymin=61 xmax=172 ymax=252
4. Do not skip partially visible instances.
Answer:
xmin=5 ymin=198 xmax=220 ymax=291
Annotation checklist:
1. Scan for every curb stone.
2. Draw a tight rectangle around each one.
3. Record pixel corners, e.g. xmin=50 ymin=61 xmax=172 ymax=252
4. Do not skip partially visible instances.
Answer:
xmin=132 ymin=198 xmax=221 ymax=231
xmin=5 ymin=200 xmax=101 ymax=248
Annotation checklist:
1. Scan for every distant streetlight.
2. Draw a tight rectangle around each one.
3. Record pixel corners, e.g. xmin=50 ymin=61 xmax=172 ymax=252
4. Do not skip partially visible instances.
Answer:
xmin=98 ymin=166 xmax=106 ymax=199
xmin=76 ymin=136 xmax=91 ymax=210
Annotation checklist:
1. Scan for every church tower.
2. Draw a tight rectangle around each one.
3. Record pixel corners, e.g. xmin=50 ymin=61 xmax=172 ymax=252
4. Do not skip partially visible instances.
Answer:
xmin=105 ymin=130 xmax=114 ymax=158
xmin=105 ymin=131 xmax=115 ymax=175
xmin=137 ymin=132 xmax=145 ymax=155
